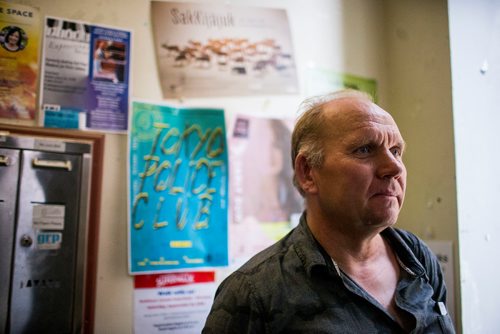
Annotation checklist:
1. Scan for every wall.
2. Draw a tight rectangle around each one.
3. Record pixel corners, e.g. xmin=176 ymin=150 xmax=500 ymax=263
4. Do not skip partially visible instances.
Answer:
xmin=448 ymin=0 xmax=500 ymax=333
xmin=384 ymin=0 xmax=456 ymax=241
xmin=4 ymin=0 xmax=476 ymax=333
xmin=383 ymin=0 xmax=460 ymax=329
xmin=1 ymin=0 xmax=388 ymax=332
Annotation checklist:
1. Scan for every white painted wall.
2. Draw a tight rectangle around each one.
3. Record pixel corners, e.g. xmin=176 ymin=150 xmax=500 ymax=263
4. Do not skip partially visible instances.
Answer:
xmin=448 ymin=1 xmax=500 ymax=333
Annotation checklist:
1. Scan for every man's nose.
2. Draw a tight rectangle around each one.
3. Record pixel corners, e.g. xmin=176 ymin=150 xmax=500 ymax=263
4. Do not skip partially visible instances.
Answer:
xmin=376 ymin=150 xmax=405 ymax=179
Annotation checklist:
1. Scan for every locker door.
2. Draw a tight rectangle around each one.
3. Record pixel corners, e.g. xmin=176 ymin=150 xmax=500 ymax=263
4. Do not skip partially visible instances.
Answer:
xmin=9 ymin=150 xmax=82 ymax=334
xmin=0 ymin=148 xmax=20 ymax=333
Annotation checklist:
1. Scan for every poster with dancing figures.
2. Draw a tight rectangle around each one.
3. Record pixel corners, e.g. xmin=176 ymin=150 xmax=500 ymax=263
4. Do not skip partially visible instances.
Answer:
xmin=128 ymin=100 xmax=228 ymax=274
xmin=151 ymin=1 xmax=298 ymax=98
xmin=229 ymin=114 xmax=303 ymax=265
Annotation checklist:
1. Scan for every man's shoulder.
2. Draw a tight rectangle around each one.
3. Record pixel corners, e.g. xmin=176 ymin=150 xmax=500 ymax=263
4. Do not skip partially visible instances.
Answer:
xmin=236 ymin=228 xmax=300 ymax=277
xmin=211 ymin=229 xmax=305 ymax=312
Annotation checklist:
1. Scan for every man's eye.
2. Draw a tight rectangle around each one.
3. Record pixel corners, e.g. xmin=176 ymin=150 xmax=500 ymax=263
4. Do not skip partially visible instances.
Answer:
xmin=391 ymin=147 xmax=402 ymax=157
xmin=354 ymin=146 xmax=371 ymax=155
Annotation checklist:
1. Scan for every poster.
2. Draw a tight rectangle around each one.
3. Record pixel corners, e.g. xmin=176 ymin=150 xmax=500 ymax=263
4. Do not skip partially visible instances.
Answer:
xmin=229 ymin=114 xmax=303 ymax=264
xmin=0 ymin=1 xmax=40 ymax=120
xmin=306 ymin=67 xmax=377 ymax=101
xmin=129 ymin=101 xmax=228 ymax=274
xmin=134 ymin=271 xmax=216 ymax=334
xmin=40 ymin=16 xmax=131 ymax=131
xmin=151 ymin=1 xmax=298 ymax=98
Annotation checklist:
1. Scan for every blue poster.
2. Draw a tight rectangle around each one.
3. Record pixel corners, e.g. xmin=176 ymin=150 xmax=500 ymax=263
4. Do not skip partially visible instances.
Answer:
xmin=86 ymin=26 xmax=130 ymax=131
xmin=129 ymin=101 xmax=229 ymax=274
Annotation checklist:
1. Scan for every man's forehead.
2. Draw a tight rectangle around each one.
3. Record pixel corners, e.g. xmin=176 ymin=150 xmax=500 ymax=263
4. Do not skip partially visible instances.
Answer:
xmin=321 ymin=98 xmax=405 ymax=144
xmin=324 ymin=98 xmax=395 ymax=126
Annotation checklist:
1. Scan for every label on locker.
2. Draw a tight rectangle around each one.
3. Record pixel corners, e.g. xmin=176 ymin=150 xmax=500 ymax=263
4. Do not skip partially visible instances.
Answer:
xmin=32 ymin=204 xmax=65 ymax=230
xmin=37 ymin=232 xmax=63 ymax=250
xmin=34 ymin=139 xmax=66 ymax=152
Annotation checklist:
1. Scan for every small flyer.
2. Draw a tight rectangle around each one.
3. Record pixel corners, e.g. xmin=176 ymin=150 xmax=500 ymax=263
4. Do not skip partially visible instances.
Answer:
xmin=39 ymin=16 xmax=131 ymax=132
xmin=306 ymin=67 xmax=377 ymax=101
xmin=0 ymin=1 xmax=41 ymax=120
xmin=134 ymin=271 xmax=216 ymax=334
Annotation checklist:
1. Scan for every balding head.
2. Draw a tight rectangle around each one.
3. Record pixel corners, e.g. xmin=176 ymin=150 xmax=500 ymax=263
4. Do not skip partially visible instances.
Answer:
xmin=291 ymin=90 xmax=392 ymax=196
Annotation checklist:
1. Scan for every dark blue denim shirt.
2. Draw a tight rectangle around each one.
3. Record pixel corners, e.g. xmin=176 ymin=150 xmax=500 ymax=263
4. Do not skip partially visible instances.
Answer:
xmin=203 ymin=213 xmax=456 ymax=333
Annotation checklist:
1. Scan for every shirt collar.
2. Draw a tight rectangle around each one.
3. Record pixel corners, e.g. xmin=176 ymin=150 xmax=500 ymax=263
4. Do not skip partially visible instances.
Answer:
xmin=291 ymin=212 xmax=340 ymax=277
xmin=291 ymin=212 xmax=426 ymax=278
xmin=381 ymin=227 xmax=427 ymax=278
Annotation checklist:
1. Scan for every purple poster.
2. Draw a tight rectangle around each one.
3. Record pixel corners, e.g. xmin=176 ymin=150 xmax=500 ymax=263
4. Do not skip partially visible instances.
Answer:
xmin=86 ymin=26 xmax=130 ymax=131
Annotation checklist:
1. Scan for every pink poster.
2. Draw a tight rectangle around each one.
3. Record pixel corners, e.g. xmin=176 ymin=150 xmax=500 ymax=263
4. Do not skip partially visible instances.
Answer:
xmin=229 ymin=115 xmax=303 ymax=263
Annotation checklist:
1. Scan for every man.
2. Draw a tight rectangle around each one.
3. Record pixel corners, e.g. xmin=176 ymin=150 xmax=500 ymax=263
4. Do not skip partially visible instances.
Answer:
xmin=203 ymin=90 xmax=455 ymax=333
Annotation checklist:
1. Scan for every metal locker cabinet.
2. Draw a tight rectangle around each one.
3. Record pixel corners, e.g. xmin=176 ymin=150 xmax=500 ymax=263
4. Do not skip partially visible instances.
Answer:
xmin=0 ymin=133 xmax=92 ymax=334
xmin=9 ymin=149 xmax=83 ymax=333
xmin=0 ymin=148 xmax=21 ymax=333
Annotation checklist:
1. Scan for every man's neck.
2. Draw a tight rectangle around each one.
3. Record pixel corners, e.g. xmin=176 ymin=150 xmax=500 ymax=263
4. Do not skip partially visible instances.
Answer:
xmin=306 ymin=211 xmax=387 ymax=265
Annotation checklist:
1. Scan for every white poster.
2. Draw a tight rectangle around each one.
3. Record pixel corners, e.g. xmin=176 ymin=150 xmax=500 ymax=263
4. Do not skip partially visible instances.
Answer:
xmin=134 ymin=271 xmax=216 ymax=333
xmin=39 ymin=16 xmax=131 ymax=131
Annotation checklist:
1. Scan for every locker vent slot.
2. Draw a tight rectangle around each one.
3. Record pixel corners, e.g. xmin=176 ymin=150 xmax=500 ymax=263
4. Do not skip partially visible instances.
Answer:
xmin=20 ymin=279 xmax=61 ymax=289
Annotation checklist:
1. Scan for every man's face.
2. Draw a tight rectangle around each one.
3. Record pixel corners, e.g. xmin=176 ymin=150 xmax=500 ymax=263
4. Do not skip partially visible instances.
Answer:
xmin=309 ymin=98 xmax=406 ymax=231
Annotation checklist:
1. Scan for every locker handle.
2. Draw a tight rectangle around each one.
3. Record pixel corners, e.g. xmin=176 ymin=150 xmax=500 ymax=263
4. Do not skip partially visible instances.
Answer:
xmin=0 ymin=155 xmax=10 ymax=166
xmin=32 ymin=157 xmax=72 ymax=171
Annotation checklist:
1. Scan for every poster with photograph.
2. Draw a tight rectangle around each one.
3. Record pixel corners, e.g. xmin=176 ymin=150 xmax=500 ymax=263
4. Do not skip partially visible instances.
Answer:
xmin=129 ymin=101 xmax=228 ymax=274
xmin=40 ymin=16 xmax=130 ymax=131
xmin=151 ymin=1 xmax=298 ymax=98
xmin=306 ymin=67 xmax=377 ymax=102
xmin=134 ymin=271 xmax=216 ymax=334
xmin=0 ymin=1 xmax=40 ymax=120
xmin=229 ymin=114 xmax=303 ymax=264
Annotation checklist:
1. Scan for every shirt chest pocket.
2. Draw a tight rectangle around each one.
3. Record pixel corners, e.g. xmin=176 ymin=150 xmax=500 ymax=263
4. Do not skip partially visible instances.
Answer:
xmin=421 ymin=309 xmax=455 ymax=333
xmin=437 ymin=313 xmax=455 ymax=333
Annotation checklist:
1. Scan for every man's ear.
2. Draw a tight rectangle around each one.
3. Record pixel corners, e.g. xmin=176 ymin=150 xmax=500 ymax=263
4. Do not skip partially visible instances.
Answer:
xmin=294 ymin=153 xmax=318 ymax=194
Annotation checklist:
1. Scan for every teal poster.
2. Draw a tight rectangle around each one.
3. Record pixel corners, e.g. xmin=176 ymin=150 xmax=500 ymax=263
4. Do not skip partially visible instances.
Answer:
xmin=128 ymin=101 xmax=228 ymax=274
